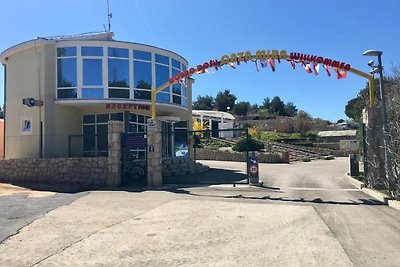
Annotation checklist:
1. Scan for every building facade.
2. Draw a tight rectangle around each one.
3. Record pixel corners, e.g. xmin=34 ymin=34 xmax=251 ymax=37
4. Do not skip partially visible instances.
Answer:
xmin=1 ymin=32 xmax=193 ymax=159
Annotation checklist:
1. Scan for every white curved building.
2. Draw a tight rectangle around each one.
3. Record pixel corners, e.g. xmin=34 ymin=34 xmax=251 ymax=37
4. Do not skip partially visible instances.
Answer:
xmin=0 ymin=32 xmax=193 ymax=159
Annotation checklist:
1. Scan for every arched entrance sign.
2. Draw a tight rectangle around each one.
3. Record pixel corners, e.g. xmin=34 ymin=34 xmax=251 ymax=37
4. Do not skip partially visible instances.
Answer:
xmin=151 ymin=49 xmax=374 ymax=119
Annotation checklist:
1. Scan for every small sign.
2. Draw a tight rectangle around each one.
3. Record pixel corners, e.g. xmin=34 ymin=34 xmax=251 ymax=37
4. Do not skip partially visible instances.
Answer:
xmin=250 ymin=165 xmax=258 ymax=174
xmin=147 ymin=119 xmax=158 ymax=133
xmin=22 ymin=98 xmax=43 ymax=107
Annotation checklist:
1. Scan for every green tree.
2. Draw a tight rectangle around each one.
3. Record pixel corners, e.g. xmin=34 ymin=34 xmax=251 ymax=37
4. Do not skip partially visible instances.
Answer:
xmin=215 ymin=89 xmax=237 ymax=112
xmin=261 ymin=97 xmax=271 ymax=110
xmin=294 ymin=110 xmax=312 ymax=134
xmin=233 ymin=101 xmax=250 ymax=116
xmin=270 ymin=96 xmax=285 ymax=115
xmin=283 ymin=102 xmax=298 ymax=117
xmin=192 ymin=95 xmax=215 ymax=110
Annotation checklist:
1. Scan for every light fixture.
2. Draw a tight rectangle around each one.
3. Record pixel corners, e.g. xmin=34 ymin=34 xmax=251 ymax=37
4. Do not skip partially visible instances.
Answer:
xmin=363 ymin=50 xmax=383 ymax=57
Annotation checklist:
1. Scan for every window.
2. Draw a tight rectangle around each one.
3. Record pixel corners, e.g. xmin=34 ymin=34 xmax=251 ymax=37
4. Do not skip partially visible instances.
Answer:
xmin=82 ymin=46 xmax=103 ymax=56
xmin=155 ymin=54 xmax=169 ymax=65
xmin=134 ymin=61 xmax=152 ymax=100
xmin=108 ymin=58 xmax=129 ymax=98
xmin=155 ymin=64 xmax=170 ymax=103
xmin=57 ymin=47 xmax=77 ymax=99
xmin=108 ymin=47 xmax=129 ymax=58
xmin=82 ymin=113 xmax=123 ymax=157
xmin=83 ymin=59 xmax=102 ymax=86
xmin=134 ymin=50 xmax=151 ymax=61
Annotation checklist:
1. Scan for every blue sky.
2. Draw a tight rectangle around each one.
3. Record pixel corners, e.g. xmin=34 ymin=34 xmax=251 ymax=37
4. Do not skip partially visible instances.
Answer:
xmin=1 ymin=0 xmax=399 ymax=121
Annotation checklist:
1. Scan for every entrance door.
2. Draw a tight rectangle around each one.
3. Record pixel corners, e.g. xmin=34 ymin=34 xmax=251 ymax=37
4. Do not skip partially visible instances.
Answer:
xmin=121 ymin=132 xmax=147 ymax=185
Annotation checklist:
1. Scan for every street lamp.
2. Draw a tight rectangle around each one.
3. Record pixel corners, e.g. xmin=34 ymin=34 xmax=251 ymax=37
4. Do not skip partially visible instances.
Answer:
xmin=363 ymin=50 xmax=395 ymax=195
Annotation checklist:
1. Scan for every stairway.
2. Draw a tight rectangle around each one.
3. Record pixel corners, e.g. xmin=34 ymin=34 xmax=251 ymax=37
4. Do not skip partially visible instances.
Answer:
xmin=263 ymin=142 xmax=334 ymax=162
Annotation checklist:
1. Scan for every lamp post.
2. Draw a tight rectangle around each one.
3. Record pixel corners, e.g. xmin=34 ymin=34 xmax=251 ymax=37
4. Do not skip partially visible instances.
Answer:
xmin=363 ymin=50 xmax=395 ymax=195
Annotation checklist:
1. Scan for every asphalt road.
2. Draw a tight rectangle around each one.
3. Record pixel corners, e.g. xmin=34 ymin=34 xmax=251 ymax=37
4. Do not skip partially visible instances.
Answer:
xmin=0 ymin=158 xmax=399 ymax=266
xmin=197 ymin=158 xmax=400 ymax=266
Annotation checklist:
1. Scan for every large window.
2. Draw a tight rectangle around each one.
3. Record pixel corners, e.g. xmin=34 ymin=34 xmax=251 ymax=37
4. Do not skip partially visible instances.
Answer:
xmin=82 ymin=113 xmax=123 ymax=157
xmin=108 ymin=47 xmax=129 ymax=98
xmin=57 ymin=47 xmax=77 ymax=98
xmin=82 ymin=46 xmax=104 ymax=99
xmin=134 ymin=50 xmax=152 ymax=100
xmin=56 ymin=45 xmax=189 ymax=108
xmin=155 ymin=62 xmax=170 ymax=103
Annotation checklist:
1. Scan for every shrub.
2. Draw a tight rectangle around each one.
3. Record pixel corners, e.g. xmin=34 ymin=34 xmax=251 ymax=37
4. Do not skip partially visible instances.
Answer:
xmin=233 ymin=138 xmax=264 ymax=152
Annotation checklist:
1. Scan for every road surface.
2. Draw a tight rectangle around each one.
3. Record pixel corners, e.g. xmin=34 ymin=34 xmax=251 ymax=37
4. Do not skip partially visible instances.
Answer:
xmin=0 ymin=158 xmax=399 ymax=266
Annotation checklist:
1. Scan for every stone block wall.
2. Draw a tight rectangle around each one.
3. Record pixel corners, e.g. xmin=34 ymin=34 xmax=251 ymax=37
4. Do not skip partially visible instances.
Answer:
xmin=0 ymin=157 xmax=109 ymax=186
xmin=162 ymin=158 xmax=209 ymax=177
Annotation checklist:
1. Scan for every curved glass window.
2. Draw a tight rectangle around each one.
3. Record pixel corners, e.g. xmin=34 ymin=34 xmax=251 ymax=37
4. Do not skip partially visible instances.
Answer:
xmin=57 ymin=58 xmax=77 ymax=87
xmin=83 ymin=59 xmax=102 ymax=86
xmin=82 ymin=46 xmax=103 ymax=56
xmin=156 ymin=64 xmax=170 ymax=93
xmin=109 ymin=89 xmax=129 ymax=98
xmin=172 ymin=59 xmax=181 ymax=69
xmin=156 ymin=54 xmax=169 ymax=65
xmin=82 ymin=88 xmax=104 ymax=98
xmin=156 ymin=92 xmax=170 ymax=103
xmin=57 ymin=47 xmax=76 ymax=57
xmin=108 ymin=59 xmax=129 ymax=87
xmin=134 ymin=50 xmax=151 ymax=61
xmin=57 ymin=89 xmax=77 ymax=99
xmin=108 ymin=47 xmax=129 ymax=58
xmin=134 ymin=61 xmax=152 ymax=89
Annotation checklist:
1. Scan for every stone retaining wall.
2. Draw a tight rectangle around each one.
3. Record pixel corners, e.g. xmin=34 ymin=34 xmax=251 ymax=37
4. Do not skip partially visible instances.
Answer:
xmin=194 ymin=149 xmax=284 ymax=163
xmin=0 ymin=157 xmax=109 ymax=186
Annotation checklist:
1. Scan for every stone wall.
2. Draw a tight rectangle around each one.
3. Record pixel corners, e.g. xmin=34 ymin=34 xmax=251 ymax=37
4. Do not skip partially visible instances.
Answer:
xmin=0 ymin=157 xmax=109 ymax=186
xmin=162 ymin=158 xmax=209 ymax=177
xmin=194 ymin=148 xmax=283 ymax=163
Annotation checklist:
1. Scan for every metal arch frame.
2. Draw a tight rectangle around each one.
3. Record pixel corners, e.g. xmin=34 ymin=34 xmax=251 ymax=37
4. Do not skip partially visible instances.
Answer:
xmin=150 ymin=58 xmax=375 ymax=119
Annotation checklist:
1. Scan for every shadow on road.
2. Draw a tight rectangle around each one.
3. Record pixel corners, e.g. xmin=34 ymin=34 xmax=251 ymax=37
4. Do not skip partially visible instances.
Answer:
xmin=163 ymin=168 xmax=248 ymax=185
xmin=166 ymin=187 xmax=385 ymax=207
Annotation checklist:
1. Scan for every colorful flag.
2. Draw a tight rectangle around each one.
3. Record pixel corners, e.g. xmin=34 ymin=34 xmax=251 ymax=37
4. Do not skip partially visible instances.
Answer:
xmin=269 ymin=58 xmax=276 ymax=72
xmin=313 ymin=63 xmax=320 ymax=76
xmin=301 ymin=61 xmax=312 ymax=74
xmin=334 ymin=67 xmax=347 ymax=79
xmin=228 ymin=62 xmax=236 ymax=69
xmin=288 ymin=59 xmax=296 ymax=69
xmin=254 ymin=60 xmax=259 ymax=72
xmin=260 ymin=60 xmax=268 ymax=68
xmin=323 ymin=65 xmax=331 ymax=77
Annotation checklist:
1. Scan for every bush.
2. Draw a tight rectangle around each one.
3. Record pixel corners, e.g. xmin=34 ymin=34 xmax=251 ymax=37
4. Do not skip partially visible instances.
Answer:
xmin=233 ymin=138 xmax=264 ymax=152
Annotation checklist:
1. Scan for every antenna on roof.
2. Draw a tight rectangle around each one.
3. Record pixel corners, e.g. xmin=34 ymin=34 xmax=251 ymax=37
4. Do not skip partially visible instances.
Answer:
xmin=107 ymin=0 xmax=112 ymax=32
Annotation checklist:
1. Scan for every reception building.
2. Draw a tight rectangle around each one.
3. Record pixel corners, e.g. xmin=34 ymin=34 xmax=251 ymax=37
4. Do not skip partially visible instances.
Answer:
xmin=0 ymin=32 xmax=193 ymax=159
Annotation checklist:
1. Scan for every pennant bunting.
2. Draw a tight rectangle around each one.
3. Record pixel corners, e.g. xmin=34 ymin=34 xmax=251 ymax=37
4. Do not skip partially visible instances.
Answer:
xmin=260 ymin=60 xmax=268 ymax=68
xmin=323 ymin=64 xmax=331 ymax=77
xmin=333 ymin=67 xmax=347 ymax=79
xmin=313 ymin=63 xmax=320 ymax=76
xmin=254 ymin=60 xmax=259 ymax=72
xmin=269 ymin=58 xmax=276 ymax=72
xmin=301 ymin=61 xmax=312 ymax=74
xmin=289 ymin=59 xmax=296 ymax=69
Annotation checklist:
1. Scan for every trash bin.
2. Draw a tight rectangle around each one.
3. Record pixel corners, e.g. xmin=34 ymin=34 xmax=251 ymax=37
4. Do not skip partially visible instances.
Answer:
xmin=248 ymin=151 xmax=259 ymax=184
xmin=349 ymin=154 xmax=359 ymax=177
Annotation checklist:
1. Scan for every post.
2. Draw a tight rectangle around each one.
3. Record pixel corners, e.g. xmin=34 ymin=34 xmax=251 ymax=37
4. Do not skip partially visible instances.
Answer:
xmin=107 ymin=121 xmax=123 ymax=187
xmin=147 ymin=118 xmax=162 ymax=186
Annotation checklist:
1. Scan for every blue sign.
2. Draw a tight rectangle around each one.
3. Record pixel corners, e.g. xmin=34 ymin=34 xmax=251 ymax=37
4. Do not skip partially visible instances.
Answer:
xmin=27 ymin=98 xmax=35 ymax=107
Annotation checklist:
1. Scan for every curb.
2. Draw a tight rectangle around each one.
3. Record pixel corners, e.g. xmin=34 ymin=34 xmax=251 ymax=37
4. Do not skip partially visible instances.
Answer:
xmin=344 ymin=174 xmax=400 ymax=211
xmin=343 ymin=173 xmax=364 ymax=189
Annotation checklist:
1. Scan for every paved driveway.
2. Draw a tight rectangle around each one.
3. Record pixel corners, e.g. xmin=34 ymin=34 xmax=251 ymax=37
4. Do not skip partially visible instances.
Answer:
xmin=0 ymin=158 xmax=399 ymax=266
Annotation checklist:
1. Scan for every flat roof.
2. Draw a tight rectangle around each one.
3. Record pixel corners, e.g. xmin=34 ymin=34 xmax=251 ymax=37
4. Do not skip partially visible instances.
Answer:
xmin=192 ymin=110 xmax=235 ymax=121
xmin=318 ymin=130 xmax=357 ymax=137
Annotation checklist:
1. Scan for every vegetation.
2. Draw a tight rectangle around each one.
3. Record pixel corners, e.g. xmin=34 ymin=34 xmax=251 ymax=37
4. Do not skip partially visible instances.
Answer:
xmin=233 ymin=137 xmax=264 ymax=152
